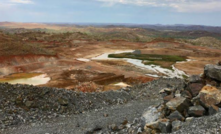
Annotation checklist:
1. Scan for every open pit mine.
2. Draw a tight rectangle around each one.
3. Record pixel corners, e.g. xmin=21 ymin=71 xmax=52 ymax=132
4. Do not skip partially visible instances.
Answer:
xmin=0 ymin=22 xmax=221 ymax=134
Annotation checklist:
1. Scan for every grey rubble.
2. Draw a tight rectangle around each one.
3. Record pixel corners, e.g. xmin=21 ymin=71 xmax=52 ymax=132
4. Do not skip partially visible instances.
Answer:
xmin=173 ymin=112 xmax=221 ymax=134
xmin=0 ymin=78 xmax=184 ymax=134
xmin=1 ymin=64 xmax=221 ymax=134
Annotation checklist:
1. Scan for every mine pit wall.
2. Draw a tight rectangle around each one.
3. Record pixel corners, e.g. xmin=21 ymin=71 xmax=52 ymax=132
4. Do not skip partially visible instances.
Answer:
xmin=0 ymin=62 xmax=54 ymax=76
xmin=57 ymin=60 xmax=84 ymax=66
xmin=94 ymin=75 xmax=125 ymax=85
xmin=0 ymin=55 xmax=57 ymax=67
xmin=0 ymin=55 xmax=57 ymax=76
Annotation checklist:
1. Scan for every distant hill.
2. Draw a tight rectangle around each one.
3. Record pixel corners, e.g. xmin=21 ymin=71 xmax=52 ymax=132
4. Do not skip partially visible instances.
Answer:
xmin=189 ymin=37 xmax=221 ymax=49
xmin=0 ymin=22 xmax=221 ymax=43
xmin=126 ymin=24 xmax=221 ymax=34
xmin=0 ymin=32 xmax=55 ymax=56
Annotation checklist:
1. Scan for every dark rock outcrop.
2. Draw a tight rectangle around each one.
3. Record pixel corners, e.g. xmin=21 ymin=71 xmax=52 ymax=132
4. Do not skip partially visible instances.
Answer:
xmin=208 ymin=105 xmax=219 ymax=115
xmin=188 ymin=105 xmax=205 ymax=117
xmin=167 ymin=111 xmax=185 ymax=121
xmin=198 ymin=85 xmax=221 ymax=108
xmin=187 ymin=83 xmax=204 ymax=97
xmin=188 ymin=75 xmax=202 ymax=83
xmin=158 ymin=119 xmax=172 ymax=133
xmin=138 ymin=64 xmax=221 ymax=133
xmin=141 ymin=106 xmax=162 ymax=127
xmin=172 ymin=120 xmax=183 ymax=132
xmin=166 ymin=97 xmax=191 ymax=113
xmin=204 ymin=64 xmax=221 ymax=82
xmin=1 ymin=63 xmax=221 ymax=134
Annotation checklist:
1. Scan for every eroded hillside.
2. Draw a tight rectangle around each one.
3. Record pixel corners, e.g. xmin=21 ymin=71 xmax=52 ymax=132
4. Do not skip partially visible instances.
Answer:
xmin=0 ymin=23 xmax=221 ymax=92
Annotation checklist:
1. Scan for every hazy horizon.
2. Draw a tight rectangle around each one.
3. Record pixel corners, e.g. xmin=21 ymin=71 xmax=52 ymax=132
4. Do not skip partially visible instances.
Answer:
xmin=1 ymin=0 xmax=221 ymax=26
xmin=1 ymin=22 xmax=221 ymax=27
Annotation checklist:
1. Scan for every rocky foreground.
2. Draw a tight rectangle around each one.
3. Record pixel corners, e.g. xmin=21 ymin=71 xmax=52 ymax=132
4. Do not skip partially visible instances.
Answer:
xmin=0 ymin=64 xmax=221 ymax=134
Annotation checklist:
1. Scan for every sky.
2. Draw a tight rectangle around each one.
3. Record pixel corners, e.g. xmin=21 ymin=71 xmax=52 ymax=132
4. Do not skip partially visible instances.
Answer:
xmin=0 ymin=0 xmax=221 ymax=26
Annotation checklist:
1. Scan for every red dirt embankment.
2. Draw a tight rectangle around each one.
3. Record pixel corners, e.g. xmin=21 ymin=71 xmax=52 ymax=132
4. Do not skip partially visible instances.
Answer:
xmin=0 ymin=54 xmax=58 ymax=67
xmin=0 ymin=54 xmax=58 ymax=76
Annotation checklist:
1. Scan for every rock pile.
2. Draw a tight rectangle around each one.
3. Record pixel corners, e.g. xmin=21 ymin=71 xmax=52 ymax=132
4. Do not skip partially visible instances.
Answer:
xmin=0 ymin=84 xmax=132 ymax=130
xmin=2 ymin=64 xmax=220 ymax=133
xmin=140 ymin=64 xmax=221 ymax=133
xmin=0 ymin=76 xmax=185 ymax=131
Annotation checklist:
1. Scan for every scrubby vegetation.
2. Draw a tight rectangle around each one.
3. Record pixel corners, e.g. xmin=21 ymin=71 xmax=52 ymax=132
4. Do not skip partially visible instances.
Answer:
xmin=143 ymin=61 xmax=174 ymax=70
xmin=0 ymin=42 xmax=56 ymax=56
xmin=109 ymin=53 xmax=186 ymax=62
xmin=189 ymin=37 xmax=221 ymax=49
xmin=108 ymin=53 xmax=186 ymax=69
xmin=0 ymin=31 xmax=56 ymax=56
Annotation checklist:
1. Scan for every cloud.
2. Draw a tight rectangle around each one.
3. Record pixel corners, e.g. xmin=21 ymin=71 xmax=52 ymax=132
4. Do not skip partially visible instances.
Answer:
xmin=170 ymin=1 xmax=221 ymax=12
xmin=96 ymin=0 xmax=221 ymax=12
xmin=10 ymin=0 xmax=33 ymax=4
xmin=0 ymin=0 xmax=33 ymax=13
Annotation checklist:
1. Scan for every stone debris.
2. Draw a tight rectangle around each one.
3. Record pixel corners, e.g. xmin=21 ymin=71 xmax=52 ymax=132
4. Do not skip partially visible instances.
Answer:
xmin=119 ymin=64 xmax=221 ymax=134
xmin=167 ymin=111 xmax=185 ymax=121
xmin=172 ymin=120 xmax=183 ymax=132
xmin=204 ymin=64 xmax=221 ymax=82
xmin=1 ymin=64 xmax=221 ymax=134
xmin=166 ymin=97 xmax=191 ymax=113
xmin=187 ymin=83 xmax=204 ymax=97
xmin=188 ymin=105 xmax=205 ymax=117
xmin=208 ymin=105 xmax=219 ymax=115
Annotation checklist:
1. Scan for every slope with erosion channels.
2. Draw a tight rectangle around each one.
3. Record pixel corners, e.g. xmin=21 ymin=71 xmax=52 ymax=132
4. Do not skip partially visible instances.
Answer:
xmin=0 ymin=24 xmax=221 ymax=92
xmin=0 ymin=30 xmax=156 ymax=91
xmin=0 ymin=31 xmax=57 ymax=76
xmin=187 ymin=36 xmax=221 ymax=49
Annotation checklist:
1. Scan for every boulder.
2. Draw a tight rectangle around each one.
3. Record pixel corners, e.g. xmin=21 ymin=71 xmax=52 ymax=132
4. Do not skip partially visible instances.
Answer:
xmin=198 ymin=85 xmax=221 ymax=108
xmin=159 ymin=88 xmax=173 ymax=98
xmin=191 ymin=96 xmax=201 ymax=106
xmin=159 ymin=88 xmax=173 ymax=94
xmin=188 ymin=75 xmax=202 ymax=83
xmin=141 ymin=106 xmax=162 ymax=128
xmin=187 ymin=83 xmax=204 ymax=97
xmin=144 ymin=127 xmax=152 ymax=134
xmin=204 ymin=64 xmax=221 ymax=82
xmin=208 ymin=105 xmax=219 ymax=115
xmin=158 ymin=119 xmax=172 ymax=133
xmin=172 ymin=120 xmax=183 ymax=132
xmin=163 ymin=94 xmax=174 ymax=103
xmin=205 ymin=80 xmax=219 ymax=87
xmin=145 ymin=119 xmax=171 ymax=133
xmin=145 ymin=120 xmax=159 ymax=130
xmin=174 ymin=90 xmax=181 ymax=97
xmin=188 ymin=105 xmax=205 ymax=117
xmin=166 ymin=97 xmax=191 ymax=113
xmin=181 ymin=90 xmax=192 ymax=99
xmin=167 ymin=111 xmax=185 ymax=121
xmin=185 ymin=117 xmax=194 ymax=123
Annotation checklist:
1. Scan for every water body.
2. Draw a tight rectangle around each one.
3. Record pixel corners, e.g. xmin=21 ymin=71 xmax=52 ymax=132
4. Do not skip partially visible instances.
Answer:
xmin=0 ymin=74 xmax=50 ymax=86
xmin=92 ymin=50 xmax=189 ymax=78
xmin=114 ymin=82 xmax=131 ymax=87
xmin=76 ymin=58 xmax=91 ymax=62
